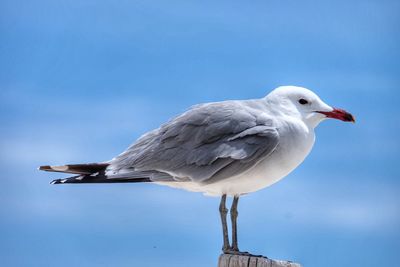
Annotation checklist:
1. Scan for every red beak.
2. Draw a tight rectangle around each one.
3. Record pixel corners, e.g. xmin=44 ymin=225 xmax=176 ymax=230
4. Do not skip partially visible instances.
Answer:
xmin=317 ymin=108 xmax=355 ymax=123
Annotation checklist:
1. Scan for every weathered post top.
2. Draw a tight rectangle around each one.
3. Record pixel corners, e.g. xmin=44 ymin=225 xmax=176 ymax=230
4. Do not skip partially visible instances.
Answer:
xmin=218 ymin=254 xmax=301 ymax=267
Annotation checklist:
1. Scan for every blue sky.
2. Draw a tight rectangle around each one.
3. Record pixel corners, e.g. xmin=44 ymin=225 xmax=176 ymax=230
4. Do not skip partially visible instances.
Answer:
xmin=0 ymin=0 xmax=399 ymax=266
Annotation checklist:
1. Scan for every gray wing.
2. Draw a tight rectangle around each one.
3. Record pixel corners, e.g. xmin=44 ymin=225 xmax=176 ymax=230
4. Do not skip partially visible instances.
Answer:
xmin=108 ymin=100 xmax=279 ymax=184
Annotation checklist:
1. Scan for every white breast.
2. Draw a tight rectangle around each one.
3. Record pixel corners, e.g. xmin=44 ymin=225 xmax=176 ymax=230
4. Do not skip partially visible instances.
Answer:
xmin=156 ymin=119 xmax=316 ymax=197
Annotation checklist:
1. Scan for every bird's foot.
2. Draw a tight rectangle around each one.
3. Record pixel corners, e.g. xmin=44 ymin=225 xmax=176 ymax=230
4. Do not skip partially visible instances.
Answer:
xmin=222 ymin=245 xmax=230 ymax=253
xmin=223 ymin=250 xmax=251 ymax=256
xmin=222 ymin=248 xmax=255 ymax=256
xmin=222 ymin=249 xmax=264 ymax=257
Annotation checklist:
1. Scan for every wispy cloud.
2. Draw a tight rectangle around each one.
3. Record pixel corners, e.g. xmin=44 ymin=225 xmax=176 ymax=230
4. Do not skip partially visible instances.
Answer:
xmin=243 ymin=178 xmax=400 ymax=233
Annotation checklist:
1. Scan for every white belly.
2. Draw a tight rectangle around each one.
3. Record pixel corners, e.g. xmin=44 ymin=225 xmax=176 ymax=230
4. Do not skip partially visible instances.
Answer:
xmin=156 ymin=122 xmax=315 ymax=196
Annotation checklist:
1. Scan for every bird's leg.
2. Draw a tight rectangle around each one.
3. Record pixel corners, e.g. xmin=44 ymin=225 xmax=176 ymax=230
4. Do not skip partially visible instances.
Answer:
xmin=219 ymin=194 xmax=230 ymax=252
xmin=230 ymin=195 xmax=240 ymax=252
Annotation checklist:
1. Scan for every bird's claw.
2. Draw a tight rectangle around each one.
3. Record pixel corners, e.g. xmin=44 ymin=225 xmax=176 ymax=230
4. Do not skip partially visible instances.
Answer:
xmin=223 ymin=249 xmax=262 ymax=257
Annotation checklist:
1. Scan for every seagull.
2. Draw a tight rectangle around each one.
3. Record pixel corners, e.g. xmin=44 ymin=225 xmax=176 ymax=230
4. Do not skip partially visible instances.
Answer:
xmin=39 ymin=86 xmax=355 ymax=254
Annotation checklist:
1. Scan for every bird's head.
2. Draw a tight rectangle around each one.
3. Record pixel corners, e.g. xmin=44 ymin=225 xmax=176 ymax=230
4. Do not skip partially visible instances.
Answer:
xmin=265 ymin=86 xmax=355 ymax=128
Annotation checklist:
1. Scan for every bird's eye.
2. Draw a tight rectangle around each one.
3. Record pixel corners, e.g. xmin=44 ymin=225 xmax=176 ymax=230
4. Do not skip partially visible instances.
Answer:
xmin=298 ymin=99 xmax=308 ymax=105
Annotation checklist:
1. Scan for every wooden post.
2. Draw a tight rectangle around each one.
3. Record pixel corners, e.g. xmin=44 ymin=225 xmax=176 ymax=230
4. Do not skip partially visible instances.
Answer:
xmin=218 ymin=254 xmax=301 ymax=267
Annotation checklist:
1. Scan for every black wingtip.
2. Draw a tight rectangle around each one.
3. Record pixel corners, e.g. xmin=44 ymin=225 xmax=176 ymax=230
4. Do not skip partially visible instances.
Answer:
xmin=50 ymin=179 xmax=63 ymax=185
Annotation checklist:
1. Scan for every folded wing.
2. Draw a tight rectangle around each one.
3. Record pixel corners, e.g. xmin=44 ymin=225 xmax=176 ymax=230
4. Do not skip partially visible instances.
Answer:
xmin=109 ymin=100 xmax=280 ymax=184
